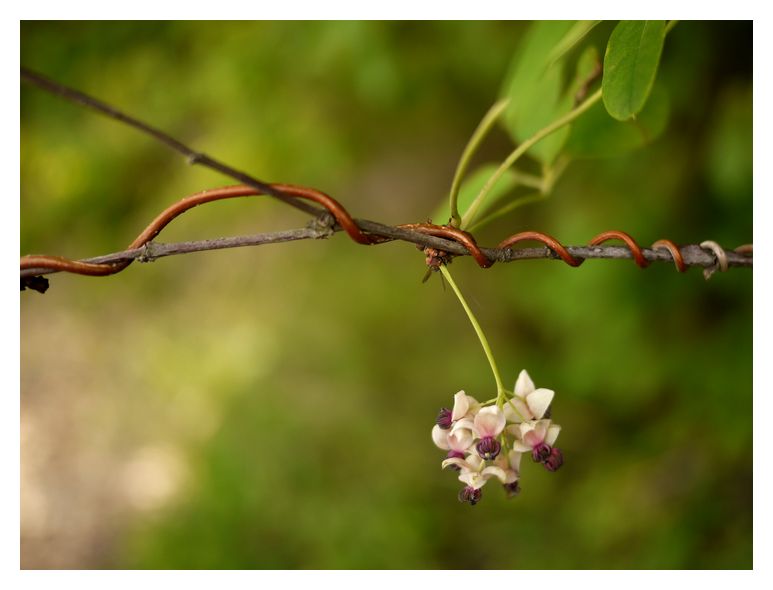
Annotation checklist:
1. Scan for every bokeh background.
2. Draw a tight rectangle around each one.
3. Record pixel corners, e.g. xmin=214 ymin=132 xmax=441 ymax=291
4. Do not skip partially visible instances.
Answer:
xmin=20 ymin=21 xmax=752 ymax=569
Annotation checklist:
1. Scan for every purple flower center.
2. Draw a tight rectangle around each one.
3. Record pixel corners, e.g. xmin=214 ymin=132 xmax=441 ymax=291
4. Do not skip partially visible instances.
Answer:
xmin=543 ymin=447 xmax=564 ymax=472
xmin=503 ymin=480 xmax=521 ymax=498
xmin=531 ymin=442 xmax=552 ymax=463
xmin=458 ymin=486 xmax=482 ymax=506
xmin=445 ymin=450 xmax=465 ymax=470
xmin=436 ymin=407 xmax=453 ymax=429
xmin=476 ymin=436 xmax=501 ymax=460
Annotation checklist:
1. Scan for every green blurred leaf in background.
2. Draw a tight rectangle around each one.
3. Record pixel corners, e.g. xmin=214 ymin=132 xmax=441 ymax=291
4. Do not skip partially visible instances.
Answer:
xmin=501 ymin=21 xmax=575 ymax=165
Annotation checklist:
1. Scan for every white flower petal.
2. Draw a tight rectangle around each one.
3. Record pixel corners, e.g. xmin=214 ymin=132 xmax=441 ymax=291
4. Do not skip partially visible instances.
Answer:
xmin=508 ymin=450 xmax=523 ymax=473
xmin=504 ymin=398 xmax=532 ymax=422
xmin=474 ymin=406 xmax=506 ymax=438
xmin=533 ymin=419 xmax=550 ymax=440
xmin=459 ymin=471 xmax=487 ymax=489
xmin=546 ymin=424 xmax=561 ymax=446
xmin=451 ymin=390 xmax=469 ymax=421
xmin=442 ymin=457 xmax=471 ymax=471
xmin=464 ymin=395 xmax=481 ymax=417
xmin=512 ymin=440 xmax=532 ymax=453
xmin=432 ymin=425 xmax=450 ymax=450
xmin=447 ymin=429 xmax=473 ymax=452
xmin=465 ymin=452 xmax=484 ymax=471
xmin=518 ymin=421 xmax=536 ymax=439
xmin=481 ymin=466 xmax=514 ymax=484
xmin=526 ymin=388 xmax=554 ymax=420
xmin=451 ymin=418 xmax=475 ymax=434
xmin=514 ymin=369 xmax=536 ymax=398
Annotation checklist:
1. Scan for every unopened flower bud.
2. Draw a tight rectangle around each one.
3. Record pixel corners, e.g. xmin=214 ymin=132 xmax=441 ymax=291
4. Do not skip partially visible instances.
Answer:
xmin=476 ymin=436 xmax=501 ymax=460
xmin=458 ymin=485 xmax=482 ymax=506
xmin=543 ymin=447 xmax=564 ymax=472
xmin=531 ymin=442 xmax=551 ymax=463
xmin=436 ymin=407 xmax=453 ymax=429
xmin=503 ymin=481 xmax=521 ymax=498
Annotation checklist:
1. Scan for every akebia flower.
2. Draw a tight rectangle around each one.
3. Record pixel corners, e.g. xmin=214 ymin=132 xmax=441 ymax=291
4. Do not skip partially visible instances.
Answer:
xmin=504 ymin=370 xmax=555 ymax=423
xmin=472 ymin=406 xmax=506 ymax=460
xmin=509 ymin=419 xmax=564 ymax=471
xmin=432 ymin=371 xmax=564 ymax=505
xmin=442 ymin=450 xmax=518 ymax=505
xmin=432 ymin=424 xmax=474 ymax=455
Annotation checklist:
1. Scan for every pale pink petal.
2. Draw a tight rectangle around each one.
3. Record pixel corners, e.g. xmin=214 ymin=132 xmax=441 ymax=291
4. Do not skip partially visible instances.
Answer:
xmin=451 ymin=418 xmax=475 ymax=434
xmin=512 ymin=440 xmax=532 ymax=453
xmin=523 ymin=431 xmax=542 ymax=447
xmin=546 ymin=424 xmax=561 ymax=446
xmin=459 ymin=471 xmax=487 ymax=490
xmin=533 ymin=419 xmax=550 ymax=441
xmin=442 ymin=457 xmax=472 ymax=471
xmin=508 ymin=450 xmax=523 ymax=473
xmin=465 ymin=453 xmax=484 ymax=470
xmin=432 ymin=425 xmax=450 ymax=450
xmin=464 ymin=395 xmax=481 ymax=416
xmin=514 ymin=369 xmax=535 ymax=399
xmin=526 ymin=388 xmax=554 ymax=420
xmin=451 ymin=391 xmax=469 ymax=421
xmin=481 ymin=466 xmax=514 ymax=484
xmin=518 ymin=421 xmax=536 ymax=439
xmin=474 ymin=406 xmax=506 ymax=438
xmin=504 ymin=398 xmax=532 ymax=422
xmin=447 ymin=429 xmax=473 ymax=452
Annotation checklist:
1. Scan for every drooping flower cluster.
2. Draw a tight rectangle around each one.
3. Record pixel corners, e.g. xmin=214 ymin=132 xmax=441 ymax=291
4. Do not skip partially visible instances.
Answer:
xmin=431 ymin=369 xmax=563 ymax=505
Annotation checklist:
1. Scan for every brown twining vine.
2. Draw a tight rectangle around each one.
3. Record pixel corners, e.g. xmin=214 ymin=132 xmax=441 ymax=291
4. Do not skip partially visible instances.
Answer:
xmin=20 ymin=68 xmax=753 ymax=292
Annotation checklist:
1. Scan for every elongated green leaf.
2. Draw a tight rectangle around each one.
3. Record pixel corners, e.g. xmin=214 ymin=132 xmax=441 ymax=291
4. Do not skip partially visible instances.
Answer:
xmin=566 ymin=83 xmax=670 ymax=158
xmin=602 ymin=21 xmax=666 ymax=121
xmin=432 ymin=164 xmax=518 ymax=224
xmin=501 ymin=21 xmax=575 ymax=165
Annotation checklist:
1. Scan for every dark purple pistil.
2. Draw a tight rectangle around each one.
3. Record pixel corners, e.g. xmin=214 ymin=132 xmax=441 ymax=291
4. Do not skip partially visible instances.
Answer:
xmin=531 ymin=442 xmax=551 ymax=463
xmin=543 ymin=447 xmax=564 ymax=472
xmin=436 ymin=408 xmax=453 ymax=429
xmin=476 ymin=436 xmax=501 ymax=460
xmin=458 ymin=486 xmax=482 ymax=506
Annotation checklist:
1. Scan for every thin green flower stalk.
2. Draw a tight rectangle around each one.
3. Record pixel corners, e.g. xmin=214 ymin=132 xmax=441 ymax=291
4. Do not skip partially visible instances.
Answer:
xmin=439 ymin=264 xmax=507 ymax=405
xmin=460 ymin=88 xmax=602 ymax=229
xmin=447 ymin=98 xmax=510 ymax=227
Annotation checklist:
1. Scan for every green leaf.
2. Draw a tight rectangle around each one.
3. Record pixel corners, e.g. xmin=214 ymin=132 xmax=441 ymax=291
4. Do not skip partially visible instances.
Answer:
xmin=546 ymin=20 xmax=601 ymax=67
xmin=565 ymin=82 xmax=670 ymax=158
xmin=432 ymin=164 xmax=518 ymax=224
xmin=501 ymin=21 xmax=576 ymax=165
xmin=602 ymin=21 xmax=666 ymax=121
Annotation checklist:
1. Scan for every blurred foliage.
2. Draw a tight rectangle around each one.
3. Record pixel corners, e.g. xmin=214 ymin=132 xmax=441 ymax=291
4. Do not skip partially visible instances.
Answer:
xmin=20 ymin=21 xmax=751 ymax=569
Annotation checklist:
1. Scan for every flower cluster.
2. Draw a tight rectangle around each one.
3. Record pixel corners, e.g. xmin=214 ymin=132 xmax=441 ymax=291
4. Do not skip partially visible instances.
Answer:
xmin=431 ymin=370 xmax=563 ymax=505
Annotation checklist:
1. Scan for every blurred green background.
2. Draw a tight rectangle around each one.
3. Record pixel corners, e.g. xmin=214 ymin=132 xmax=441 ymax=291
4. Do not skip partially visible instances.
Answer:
xmin=20 ymin=21 xmax=752 ymax=569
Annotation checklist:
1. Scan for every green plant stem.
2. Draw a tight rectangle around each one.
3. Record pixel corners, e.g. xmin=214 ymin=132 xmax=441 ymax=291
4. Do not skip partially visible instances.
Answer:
xmin=468 ymin=155 xmax=571 ymax=232
xmin=448 ymin=98 xmax=510 ymax=227
xmin=461 ymin=88 xmax=602 ymax=229
xmin=665 ymin=20 xmax=679 ymax=35
xmin=439 ymin=264 xmax=506 ymax=400
xmin=468 ymin=191 xmax=545 ymax=233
